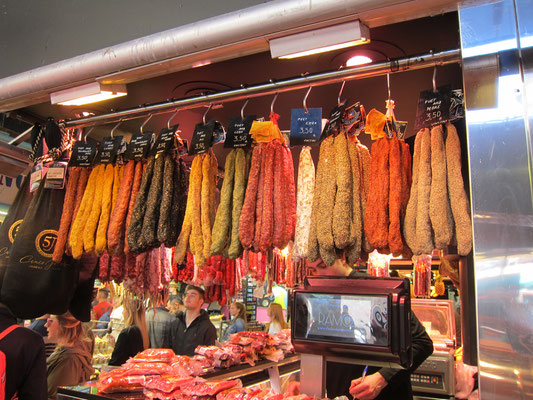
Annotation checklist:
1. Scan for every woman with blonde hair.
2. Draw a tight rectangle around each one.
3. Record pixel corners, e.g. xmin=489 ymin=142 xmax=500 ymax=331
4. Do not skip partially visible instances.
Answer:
xmin=266 ymin=303 xmax=288 ymax=335
xmin=222 ymin=302 xmax=247 ymax=341
xmin=108 ymin=296 xmax=149 ymax=366
xmin=45 ymin=312 xmax=95 ymax=400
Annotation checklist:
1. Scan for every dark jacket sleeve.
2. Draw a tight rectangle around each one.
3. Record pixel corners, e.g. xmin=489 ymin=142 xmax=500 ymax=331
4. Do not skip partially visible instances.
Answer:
xmin=109 ymin=329 xmax=132 ymax=366
xmin=19 ymin=337 xmax=47 ymax=400
xmin=203 ymin=321 xmax=217 ymax=346
xmin=378 ymin=311 xmax=433 ymax=387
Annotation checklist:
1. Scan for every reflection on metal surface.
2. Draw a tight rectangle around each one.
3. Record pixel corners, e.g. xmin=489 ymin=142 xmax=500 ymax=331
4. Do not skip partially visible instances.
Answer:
xmin=460 ymin=0 xmax=533 ymax=398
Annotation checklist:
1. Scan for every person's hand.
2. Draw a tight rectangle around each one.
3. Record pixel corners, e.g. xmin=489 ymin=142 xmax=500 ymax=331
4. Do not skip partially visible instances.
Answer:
xmin=349 ymin=372 xmax=387 ymax=400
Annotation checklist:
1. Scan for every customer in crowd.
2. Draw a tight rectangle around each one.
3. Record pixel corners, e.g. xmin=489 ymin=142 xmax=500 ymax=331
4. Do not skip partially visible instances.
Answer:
xmin=0 ymin=302 xmax=47 ymax=399
xmin=167 ymin=296 xmax=185 ymax=316
xmin=266 ymin=303 xmax=288 ymax=335
xmin=170 ymin=285 xmax=217 ymax=356
xmin=28 ymin=314 xmax=57 ymax=358
xmin=146 ymin=298 xmax=174 ymax=348
xmin=108 ymin=296 xmax=149 ymax=366
xmin=45 ymin=312 xmax=94 ymax=400
xmin=109 ymin=294 xmax=124 ymax=340
xmin=92 ymin=288 xmax=113 ymax=321
xmin=306 ymin=257 xmax=433 ymax=400
xmin=222 ymin=302 xmax=247 ymax=342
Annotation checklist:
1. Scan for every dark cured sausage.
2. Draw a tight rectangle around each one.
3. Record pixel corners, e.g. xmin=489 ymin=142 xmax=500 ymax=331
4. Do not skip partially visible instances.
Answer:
xmin=128 ymin=156 xmax=156 ymax=253
xmin=157 ymin=153 xmax=175 ymax=245
xmin=124 ymin=161 xmax=144 ymax=254
xmin=139 ymin=154 xmax=165 ymax=249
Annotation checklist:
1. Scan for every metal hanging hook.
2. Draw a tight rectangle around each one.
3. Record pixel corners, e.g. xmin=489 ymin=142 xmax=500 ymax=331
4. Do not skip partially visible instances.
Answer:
xmin=387 ymin=72 xmax=391 ymax=102
xmin=84 ymin=126 xmax=96 ymax=143
xmin=270 ymin=92 xmax=279 ymax=115
xmin=110 ymin=120 xmax=122 ymax=138
xmin=203 ymin=103 xmax=212 ymax=125
xmin=167 ymin=109 xmax=179 ymax=129
xmin=240 ymin=98 xmax=249 ymax=119
xmin=432 ymin=65 xmax=437 ymax=93
xmin=303 ymin=86 xmax=312 ymax=114
xmin=338 ymin=80 xmax=346 ymax=107
xmin=140 ymin=114 xmax=153 ymax=134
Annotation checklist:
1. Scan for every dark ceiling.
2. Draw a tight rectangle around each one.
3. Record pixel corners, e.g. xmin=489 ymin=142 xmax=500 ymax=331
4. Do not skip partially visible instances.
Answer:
xmin=16 ymin=11 xmax=462 ymax=166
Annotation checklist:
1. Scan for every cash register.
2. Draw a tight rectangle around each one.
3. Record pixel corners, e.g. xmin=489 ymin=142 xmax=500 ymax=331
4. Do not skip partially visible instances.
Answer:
xmin=411 ymin=299 xmax=457 ymax=399
xmin=291 ymin=276 xmax=413 ymax=398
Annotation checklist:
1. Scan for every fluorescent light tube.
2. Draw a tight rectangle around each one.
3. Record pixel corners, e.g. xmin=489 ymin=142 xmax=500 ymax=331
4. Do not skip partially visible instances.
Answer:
xmin=270 ymin=20 xmax=370 ymax=59
xmin=51 ymin=82 xmax=127 ymax=106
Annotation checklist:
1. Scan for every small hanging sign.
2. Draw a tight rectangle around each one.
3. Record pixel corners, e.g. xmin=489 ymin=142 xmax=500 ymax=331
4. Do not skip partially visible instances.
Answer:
xmin=321 ymin=104 xmax=346 ymax=140
xmin=149 ymin=124 xmax=179 ymax=157
xmin=290 ymin=108 xmax=322 ymax=146
xmin=189 ymin=121 xmax=215 ymax=155
xmin=30 ymin=162 xmax=43 ymax=193
xmin=224 ymin=115 xmax=256 ymax=148
xmin=95 ymin=136 xmax=125 ymax=164
xmin=414 ymin=85 xmax=452 ymax=130
xmin=44 ymin=161 xmax=68 ymax=189
xmin=69 ymin=141 xmax=98 ymax=167
xmin=127 ymin=131 xmax=154 ymax=161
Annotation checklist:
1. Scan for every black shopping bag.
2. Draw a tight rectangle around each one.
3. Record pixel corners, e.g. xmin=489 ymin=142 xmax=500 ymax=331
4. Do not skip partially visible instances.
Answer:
xmin=0 ymin=174 xmax=34 ymax=289
xmin=0 ymin=179 xmax=80 ymax=319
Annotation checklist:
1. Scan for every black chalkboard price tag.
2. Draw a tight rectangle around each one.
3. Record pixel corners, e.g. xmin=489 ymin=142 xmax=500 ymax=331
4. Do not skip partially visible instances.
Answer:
xmin=414 ymin=85 xmax=451 ymax=130
xmin=95 ymin=136 xmax=124 ymax=164
xmin=126 ymin=131 xmax=154 ymax=161
xmin=290 ymin=108 xmax=322 ymax=146
xmin=189 ymin=121 xmax=215 ymax=155
xmin=149 ymin=124 xmax=179 ymax=157
xmin=321 ymin=104 xmax=346 ymax=140
xmin=224 ymin=115 xmax=256 ymax=148
xmin=69 ymin=141 xmax=98 ymax=167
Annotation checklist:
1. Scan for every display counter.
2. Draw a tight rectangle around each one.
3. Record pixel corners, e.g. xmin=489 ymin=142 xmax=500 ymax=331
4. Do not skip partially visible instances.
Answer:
xmin=58 ymin=354 xmax=300 ymax=400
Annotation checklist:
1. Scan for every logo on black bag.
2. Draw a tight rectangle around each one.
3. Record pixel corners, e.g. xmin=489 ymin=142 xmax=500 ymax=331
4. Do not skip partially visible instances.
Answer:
xmin=8 ymin=219 xmax=23 ymax=244
xmin=35 ymin=230 xmax=58 ymax=258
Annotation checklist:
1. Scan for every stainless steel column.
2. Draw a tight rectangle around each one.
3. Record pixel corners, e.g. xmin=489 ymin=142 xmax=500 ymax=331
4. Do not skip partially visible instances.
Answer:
xmin=459 ymin=1 xmax=533 ymax=398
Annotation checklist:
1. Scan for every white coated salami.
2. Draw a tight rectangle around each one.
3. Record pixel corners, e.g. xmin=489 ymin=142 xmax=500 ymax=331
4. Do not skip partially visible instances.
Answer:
xmin=293 ymin=147 xmax=315 ymax=259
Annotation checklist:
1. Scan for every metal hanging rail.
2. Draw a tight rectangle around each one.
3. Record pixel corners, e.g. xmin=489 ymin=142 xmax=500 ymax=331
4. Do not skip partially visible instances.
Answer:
xmin=64 ymin=49 xmax=460 ymax=128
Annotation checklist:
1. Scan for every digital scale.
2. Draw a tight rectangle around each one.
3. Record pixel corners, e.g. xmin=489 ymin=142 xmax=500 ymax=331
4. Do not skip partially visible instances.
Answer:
xmin=411 ymin=299 xmax=457 ymax=399
xmin=290 ymin=276 xmax=413 ymax=398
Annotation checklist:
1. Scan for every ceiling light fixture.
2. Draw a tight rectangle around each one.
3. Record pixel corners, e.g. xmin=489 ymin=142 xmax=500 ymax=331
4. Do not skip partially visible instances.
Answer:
xmin=346 ymin=55 xmax=373 ymax=67
xmin=270 ymin=20 xmax=370 ymax=59
xmin=51 ymin=82 xmax=127 ymax=106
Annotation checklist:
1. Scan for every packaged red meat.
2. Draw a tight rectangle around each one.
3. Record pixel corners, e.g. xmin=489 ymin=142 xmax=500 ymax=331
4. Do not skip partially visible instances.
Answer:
xmin=143 ymin=375 xmax=195 ymax=394
xmin=97 ymin=374 xmax=146 ymax=394
xmin=182 ymin=379 xmax=242 ymax=397
xmin=217 ymin=387 xmax=249 ymax=400
xmin=115 ymin=362 xmax=173 ymax=376
xmin=129 ymin=348 xmax=175 ymax=363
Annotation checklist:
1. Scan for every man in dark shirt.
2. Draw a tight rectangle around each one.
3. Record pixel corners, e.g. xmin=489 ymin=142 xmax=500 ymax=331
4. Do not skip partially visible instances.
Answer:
xmin=0 ymin=303 xmax=47 ymax=399
xmin=307 ymin=258 xmax=434 ymax=400
xmin=169 ymin=285 xmax=217 ymax=356
xmin=146 ymin=300 xmax=174 ymax=348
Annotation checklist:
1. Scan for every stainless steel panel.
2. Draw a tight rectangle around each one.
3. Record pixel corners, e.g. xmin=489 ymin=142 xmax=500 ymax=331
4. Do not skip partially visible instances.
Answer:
xmin=459 ymin=1 xmax=533 ymax=399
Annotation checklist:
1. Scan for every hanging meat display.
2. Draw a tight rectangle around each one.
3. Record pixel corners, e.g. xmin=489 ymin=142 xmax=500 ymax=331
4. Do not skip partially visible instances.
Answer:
xmin=308 ymin=133 xmax=371 ymax=266
xmin=404 ymin=123 xmax=472 ymax=256
xmin=238 ymin=140 xmax=296 ymax=253
xmin=362 ymin=133 xmax=413 ymax=257
xmin=174 ymin=151 xmax=217 ymax=267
